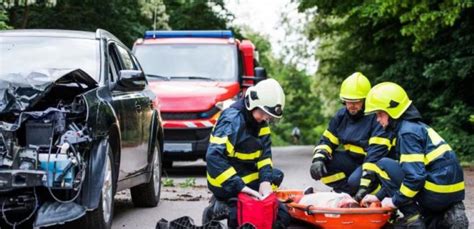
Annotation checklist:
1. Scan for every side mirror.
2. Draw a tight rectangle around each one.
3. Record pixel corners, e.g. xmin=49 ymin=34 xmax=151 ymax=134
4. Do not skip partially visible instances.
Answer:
xmin=254 ymin=67 xmax=267 ymax=83
xmin=114 ymin=70 xmax=146 ymax=91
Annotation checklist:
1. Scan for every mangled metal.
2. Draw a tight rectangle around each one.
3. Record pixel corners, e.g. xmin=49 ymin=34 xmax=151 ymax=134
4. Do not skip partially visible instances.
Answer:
xmin=0 ymin=69 xmax=97 ymax=227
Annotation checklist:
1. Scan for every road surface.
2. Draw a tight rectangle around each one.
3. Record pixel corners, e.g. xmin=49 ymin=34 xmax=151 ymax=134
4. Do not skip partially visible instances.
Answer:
xmin=112 ymin=145 xmax=474 ymax=228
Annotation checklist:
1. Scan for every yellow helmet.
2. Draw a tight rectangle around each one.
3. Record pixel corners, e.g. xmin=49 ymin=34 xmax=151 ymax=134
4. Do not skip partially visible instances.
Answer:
xmin=339 ymin=72 xmax=372 ymax=101
xmin=365 ymin=82 xmax=412 ymax=119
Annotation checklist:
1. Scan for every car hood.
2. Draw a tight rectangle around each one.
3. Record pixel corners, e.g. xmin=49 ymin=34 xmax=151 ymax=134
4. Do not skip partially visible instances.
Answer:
xmin=0 ymin=68 xmax=97 ymax=114
xmin=148 ymin=81 xmax=240 ymax=112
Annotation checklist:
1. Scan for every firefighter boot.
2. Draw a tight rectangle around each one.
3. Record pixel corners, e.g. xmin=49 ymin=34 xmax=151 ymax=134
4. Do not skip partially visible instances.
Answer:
xmin=202 ymin=196 xmax=230 ymax=225
xmin=392 ymin=204 xmax=425 ymax=229
xmin=439 ymin=201 xmax=468 ymax=229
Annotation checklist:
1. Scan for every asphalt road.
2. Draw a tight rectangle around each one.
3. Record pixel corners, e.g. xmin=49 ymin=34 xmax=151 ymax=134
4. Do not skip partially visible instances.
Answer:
xmin=112 ymin=145 xmax=474 ymax=229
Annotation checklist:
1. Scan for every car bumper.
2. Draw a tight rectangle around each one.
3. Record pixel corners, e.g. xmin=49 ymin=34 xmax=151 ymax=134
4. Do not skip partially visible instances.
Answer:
xmin=163 ymin=127 xmax=212 ymax=161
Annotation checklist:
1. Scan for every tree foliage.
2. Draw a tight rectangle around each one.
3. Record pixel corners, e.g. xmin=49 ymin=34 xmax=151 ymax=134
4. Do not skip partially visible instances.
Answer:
xmin=243 ymin=30 xmax=325 ymax=145
xmin=298 ymin=0 xmax=474 ymax=160
xmin=4 ymin=0 xmax=169 ymax=47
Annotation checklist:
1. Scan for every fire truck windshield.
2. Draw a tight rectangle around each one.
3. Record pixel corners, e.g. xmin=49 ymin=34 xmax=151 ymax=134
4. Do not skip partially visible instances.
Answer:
xmin=134 ymin=44 xmax=238 ymax=82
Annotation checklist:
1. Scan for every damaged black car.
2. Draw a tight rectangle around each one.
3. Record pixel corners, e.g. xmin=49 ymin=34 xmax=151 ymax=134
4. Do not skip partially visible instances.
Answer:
xmin=0 ymin=29 xmax=164 ymax=229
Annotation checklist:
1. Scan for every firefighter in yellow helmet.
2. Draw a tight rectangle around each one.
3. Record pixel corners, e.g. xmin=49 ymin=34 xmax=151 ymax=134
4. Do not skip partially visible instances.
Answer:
xmin=310 ymin=73 xmax=394 ymax=202
xmin=361 ymin=82 xmax=468 ymax=228
xmin=203 ymin=79 xmax=290 ymax=228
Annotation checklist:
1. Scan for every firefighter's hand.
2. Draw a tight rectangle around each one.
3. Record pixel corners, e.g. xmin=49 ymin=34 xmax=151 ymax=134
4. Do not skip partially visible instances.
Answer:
xmin=241 ymin=186 xmax=263 ymax=200
xmin=354 ymin=187 xmax=368 ymax=203
xmin=310 ymin=160 xmax=327 ymax=180
xmin=259 ymin=181 xmax=272 ymax=198
xmin=381 ymin=197 xmax=396 ymax=209
xmin=360 ymin=194 xmax=379 ymax=207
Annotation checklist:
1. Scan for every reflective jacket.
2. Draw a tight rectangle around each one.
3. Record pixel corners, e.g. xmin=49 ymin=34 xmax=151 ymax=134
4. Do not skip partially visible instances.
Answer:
xmin=313 ymin=108 xmax=394 ymax=188
xmin=390 ymin=105 xmax=465 ymax=208
xmin=206 ymin=99 xmax=273 ymax=199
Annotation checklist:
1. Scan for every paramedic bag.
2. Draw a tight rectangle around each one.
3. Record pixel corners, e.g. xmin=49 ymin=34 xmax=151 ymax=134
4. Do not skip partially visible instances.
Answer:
xmin=237 ymin=193 xmax=278 ymax=229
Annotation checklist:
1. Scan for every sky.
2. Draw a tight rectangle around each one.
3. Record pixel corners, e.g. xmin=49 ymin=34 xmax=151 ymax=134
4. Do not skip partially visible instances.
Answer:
xmin=224 ymin=0 xmax=318 ymax=73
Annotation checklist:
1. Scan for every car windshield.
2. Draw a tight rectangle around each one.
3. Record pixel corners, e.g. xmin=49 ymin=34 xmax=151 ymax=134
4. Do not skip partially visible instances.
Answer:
xmin=0 ymin=36 xmax=100 ymax=81
xmin=134 ymin=43 xmax=238 ymax=82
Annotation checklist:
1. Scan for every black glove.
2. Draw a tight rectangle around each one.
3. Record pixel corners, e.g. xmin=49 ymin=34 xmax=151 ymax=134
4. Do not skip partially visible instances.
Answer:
xmin=354 ymin=187 xmax=368 ymax=202
xmin=312 ymin=149 xmax=331 ymax=161
xmin=310 ymin=160 xmax=327 ymax=180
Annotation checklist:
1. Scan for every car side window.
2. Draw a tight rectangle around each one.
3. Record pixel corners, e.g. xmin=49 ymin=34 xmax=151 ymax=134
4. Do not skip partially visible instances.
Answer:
xmin=116 ymin=45 xmax=137 ymax=70
xmin=108 ymin=43 xmax=121 ymax=82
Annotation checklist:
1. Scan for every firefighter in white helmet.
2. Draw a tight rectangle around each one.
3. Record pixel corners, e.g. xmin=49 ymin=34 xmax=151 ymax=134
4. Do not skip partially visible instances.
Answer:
xmin=203 ymin=78 xmax=290 ymax=228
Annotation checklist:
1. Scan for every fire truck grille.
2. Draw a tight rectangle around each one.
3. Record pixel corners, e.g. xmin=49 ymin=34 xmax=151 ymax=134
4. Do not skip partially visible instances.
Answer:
xmin=164 ymin=128 xmax=212 ymax=141
xmin=161 ymin=107 xmax=220 ymax=120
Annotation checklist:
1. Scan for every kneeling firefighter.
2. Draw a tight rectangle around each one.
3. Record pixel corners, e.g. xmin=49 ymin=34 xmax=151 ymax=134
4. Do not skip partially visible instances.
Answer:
xmin=361 ymin=82 xmax=468 ymax=228
xmin=203 ymin=79 xmax=290 ymax=228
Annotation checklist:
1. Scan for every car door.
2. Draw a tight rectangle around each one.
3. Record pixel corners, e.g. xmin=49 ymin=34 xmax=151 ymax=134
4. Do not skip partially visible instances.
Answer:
xmin=108 ymin=43 xmax=148 ymax=180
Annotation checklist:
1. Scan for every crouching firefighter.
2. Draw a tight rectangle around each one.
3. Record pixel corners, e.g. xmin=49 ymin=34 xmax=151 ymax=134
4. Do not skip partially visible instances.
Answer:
xmin=361 ymin=82 xmax=468 ymax=228
xmin=310 ymin=72 xmax=394 ymax=200
xmin=203 ymin=79 xmax=291 ymax=228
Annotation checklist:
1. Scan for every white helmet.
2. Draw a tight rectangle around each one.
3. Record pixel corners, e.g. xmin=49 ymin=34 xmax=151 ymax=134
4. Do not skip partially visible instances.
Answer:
xmin=245 ymin=78 xmax=285 ymax=118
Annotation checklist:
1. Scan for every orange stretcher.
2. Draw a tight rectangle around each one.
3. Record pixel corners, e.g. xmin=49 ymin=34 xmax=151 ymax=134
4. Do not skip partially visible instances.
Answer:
xmin=276 ymin=190 xmax=393 ymax=229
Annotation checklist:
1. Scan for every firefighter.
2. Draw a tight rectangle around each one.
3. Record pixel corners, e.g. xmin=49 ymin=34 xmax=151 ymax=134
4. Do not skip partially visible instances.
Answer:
xmin=203 ymin=79 xmax=290 ymax=228
xmin=361 ymin=82 xmax=468 ymax=228
xmin=310 ymin=72 xmax=394 ymax=201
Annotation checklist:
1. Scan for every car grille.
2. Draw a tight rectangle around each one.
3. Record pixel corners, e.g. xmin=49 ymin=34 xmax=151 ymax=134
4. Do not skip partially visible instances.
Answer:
xmin=161 ymin=107 xmax=220 ymax=120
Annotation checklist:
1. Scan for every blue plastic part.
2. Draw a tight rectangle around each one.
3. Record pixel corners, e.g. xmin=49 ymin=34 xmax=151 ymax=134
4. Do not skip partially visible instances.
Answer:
xmin=144 ymin=30 xmax=233 ymax=39
xmin=39 ymin=154 xmax=74 ymax=188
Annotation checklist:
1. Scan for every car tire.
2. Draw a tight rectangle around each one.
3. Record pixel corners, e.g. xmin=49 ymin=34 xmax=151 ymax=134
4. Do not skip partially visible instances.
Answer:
xmin=131 ymin=144 xmax=162 ymax=207
xmin=80 ymin=142 xmax=115 ymax=229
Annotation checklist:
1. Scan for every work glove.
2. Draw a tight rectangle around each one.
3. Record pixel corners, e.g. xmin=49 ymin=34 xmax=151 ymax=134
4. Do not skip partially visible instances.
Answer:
xmin=241 ymin=186 xmax=263 ymax=200
xmin=310 ymin=160 xmax=327 ymax=181
xmin=354 ymin=187 xmax=368 ymax=203
xmin=259 ymin=181 xmax=273 ymax=198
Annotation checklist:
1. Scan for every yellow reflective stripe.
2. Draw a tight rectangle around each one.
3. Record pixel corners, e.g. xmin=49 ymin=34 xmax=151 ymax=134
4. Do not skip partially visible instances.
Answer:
xmin=344 ymin=144 xmax=367 ymax=156
xmin=207 ymin=167 xmax=237 ymax=187
xmin=242 ymin=172 xmax=259 ymax=184
xmin=369 ymin=137 xmax=392 ymax=149
xmin=362 ymin=163 xmax=390 ymax=180
xmin=259 ymin=126 xmax=271 ymax=136
xmin=321 ymin=172 xmax=346 ymax=184
xmin=392 ymin=138 xmax=397 ymax=147
xmin=323 ymin=130 xmax=339 ymax=145
xmin=427 ymin=128 xmax=444 ymax=145
xmin=360 ymin=178 xmax=371 ymax=187
xmin=400 ymin=153 xmax=424 ymax=163
xmin=312 ymin=153 xmax=326 ymax=160
xmin=370 ymin=184 xmax=382 ymax=195
xmin=400 ymin=183 xmax=418 ymax=198
xmin=425 ymin=144 xmax=452 ymax=165
xmin=314 ymin=144 xmax=333 ymax=155
xmin=234 ymin=150 xmax=261 ymax=160
xmin=272 ymin=184 xmax=278 ymax=191
xmin=226 ymin=140 xmax=235 ymax=156
xmin=257 ymin=158 xmax=273 ymax=169
xmin=209 ymin=135 xmax=227 ymax=144
xmin=424 ymin=181 xmax=465 ymax=193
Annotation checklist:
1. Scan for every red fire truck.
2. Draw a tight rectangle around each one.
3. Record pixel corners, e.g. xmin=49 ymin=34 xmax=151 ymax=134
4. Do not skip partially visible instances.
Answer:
xmin=133 ymin=30 xmax=266 ymax=167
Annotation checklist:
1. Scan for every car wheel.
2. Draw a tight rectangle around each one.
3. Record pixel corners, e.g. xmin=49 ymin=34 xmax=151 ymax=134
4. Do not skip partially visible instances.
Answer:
xmin=131 ymin=144 xmax=162 ymax=207
xmin=80 ymin=143 xmax=115 ymax=229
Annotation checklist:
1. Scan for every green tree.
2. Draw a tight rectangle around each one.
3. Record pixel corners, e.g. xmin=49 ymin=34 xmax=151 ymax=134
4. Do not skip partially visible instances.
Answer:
xmin=164 ymin=0 xmax=234 ymax=30
xmin=0 ymin=5 xmax=11 ymax=30
xmin=243 ymin=29 xmax=325 ymax=145
xmin=4 ymin=0 xmax=169 ymax=46
xmin=298 ymin=0 xmax=474 ymax=160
